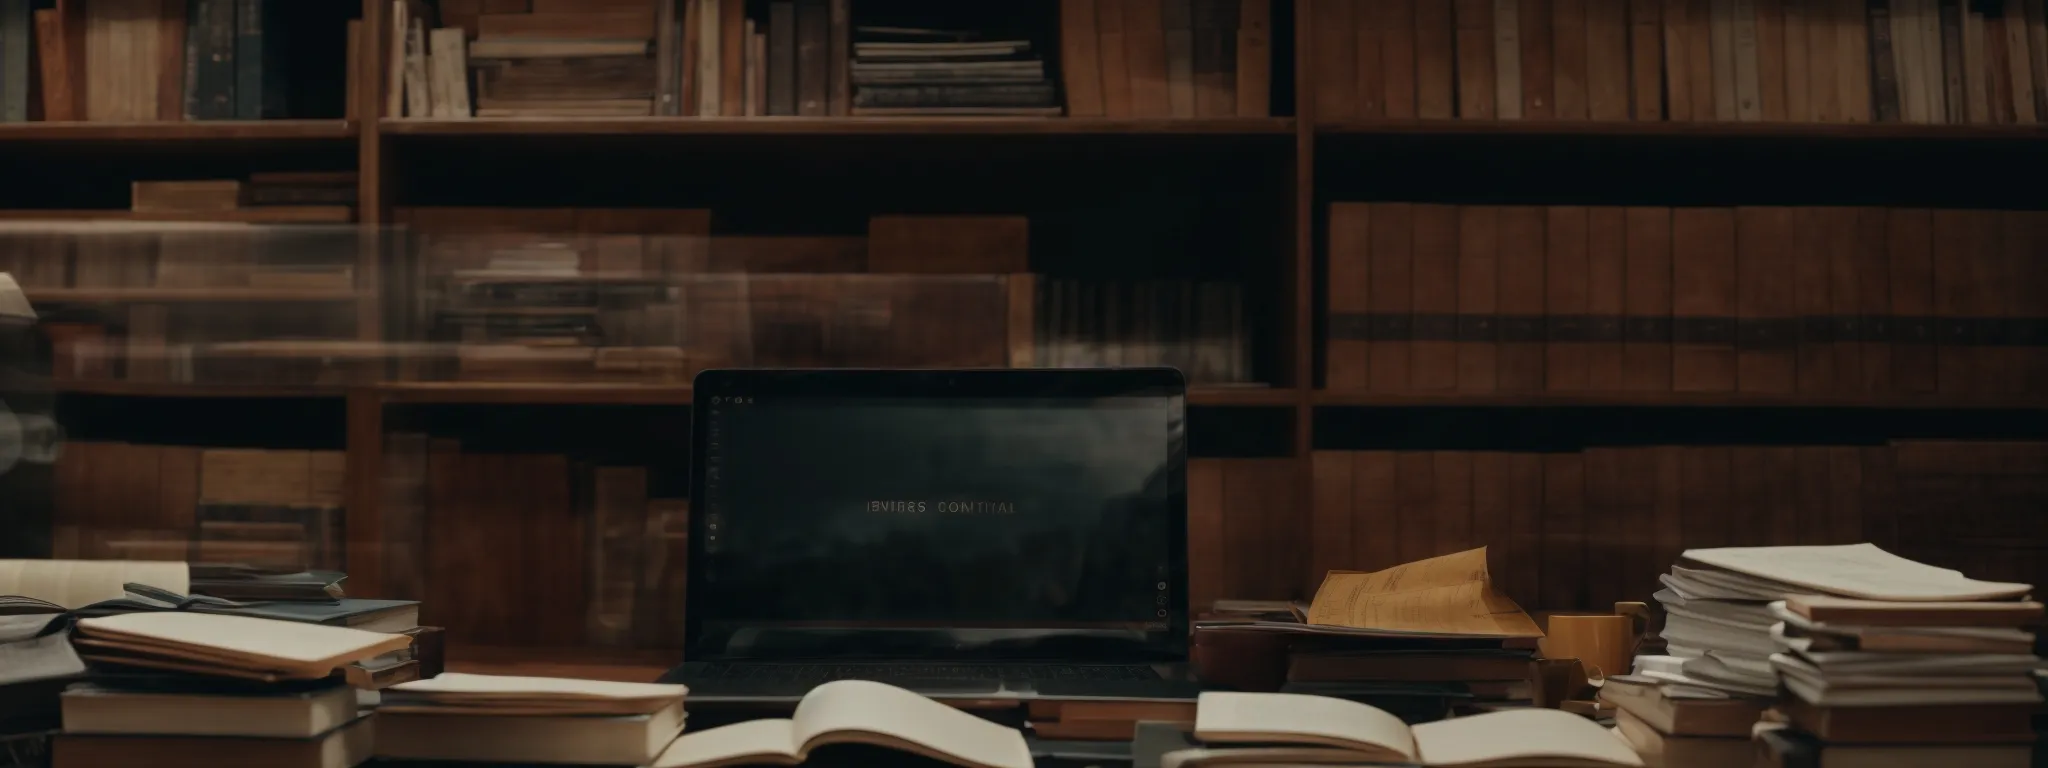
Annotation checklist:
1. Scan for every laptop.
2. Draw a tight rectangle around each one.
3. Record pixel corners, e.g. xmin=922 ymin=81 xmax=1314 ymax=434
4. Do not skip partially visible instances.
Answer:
xmin=662 ymin=368 xmax=1197 ymax=701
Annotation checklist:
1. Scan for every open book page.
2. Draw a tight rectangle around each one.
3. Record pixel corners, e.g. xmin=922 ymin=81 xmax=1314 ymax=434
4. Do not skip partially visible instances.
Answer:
xmin=0 ymin=560 xmax=189 ymax=609
xmin=1306 ymin=548 xmax=1543 ymax=637
xmin=393 ymin=673 xmax=686 ymax=701
xmin=77 ymin=612 xmax=410 ymax=671
xmin=1411 ymin=709 xmax=1644 ymax=768
xmin=1160 ymin=746 xmax=1375 ymax=768
xmin=790 ymin=680 xmax=1032 ymax=768
xmin=1683 ymin=544 xmax=2032 ymax=601
xmin=1192 ymin=692 xmax=1416 ymax=762
xmin=651 ymin=719 xmax=803 ymax=768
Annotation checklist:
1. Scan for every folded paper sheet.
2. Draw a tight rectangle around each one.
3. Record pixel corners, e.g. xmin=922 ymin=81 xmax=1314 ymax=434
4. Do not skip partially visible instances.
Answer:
xmin=1306 ymin=548 xmax=1544 ymax=638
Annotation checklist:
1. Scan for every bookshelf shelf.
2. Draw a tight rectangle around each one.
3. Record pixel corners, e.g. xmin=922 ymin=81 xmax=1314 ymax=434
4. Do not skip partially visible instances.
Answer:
xmin=54 ymin=380 xmax=346 ymax=399
xmin=377 ymin=381 xmax=697 ymax=406
xmin=1312 ymin=391 xmax=2048 ymax=410
xmin=379 ymin=116 xmax=1298 ymax=137
xmin=0 ymin=120 xmax=357 ymax=144
xmin=27 ymin=287 xmax=364 ymax=303
xmin=0 ymin=209 xmax=356 ymax=224
xmin=1314 ymin=119 xmax=2048 ymax=141
xmin=373 ymin=382 xmax=1299 ymax=407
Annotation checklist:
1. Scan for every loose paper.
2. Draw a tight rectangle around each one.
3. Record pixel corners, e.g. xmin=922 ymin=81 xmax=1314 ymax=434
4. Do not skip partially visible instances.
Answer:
xmin=1305 ymin=548 xmax=1544 ymax=638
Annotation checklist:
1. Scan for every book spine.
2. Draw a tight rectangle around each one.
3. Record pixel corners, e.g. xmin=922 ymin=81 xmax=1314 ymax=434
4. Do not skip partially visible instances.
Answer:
xmin=1870 ymin=0 xmax=1902 ymax=121
xmin=33 ymin=9 xmax=72 ymax=121
xmin=1457 ymin=0 xmax=1498 ymax=119
xmin=1457 ymin=205 xmax=1500 ymax=391
xmin=1756 ymin=0 xmax=1787 ymax=120
xmin=1368 ymin=202 xmax=1414 ymax=392
xmin=234 ymin=0 xmax=260 ymax=119
xmin=1126 ymin=0 xmax=1170 ymax=116
xmin=1382 ymin=0 xmax=1420 ymax=118
xmin=0 ymin=0 xmax=28 ymax=122
xmin=721 ymin=0 xmax=745 ymax=117
xmin=1327 ymin=203 xmax=1371 ymax=390
xmin=1551 ymin=0 xmax=1589 ymax=119
xmin=1497 ymin=205 xmax=1547 ymax=391
xmin=1495 ymin=0 xmax=1523 ymax=117
xmin=1633 ymin=0 xmax=1666 ymax=120
xmin=1416 ymin=0 xmax=1457 ymax=118
xmin=1410 ymin=204 xmax=1459 ymax=391
xmin=767 ymin=0 xmax=795 ymax=115
xmin=795 ymin=0 xmax=827 ymax=116
xmin=1235 ymin=0 xmax=1268 ymax=116
xmin=1311 ymin=0 xmax=1354 ymax=120
xmin=828 ymin=0 xmax=848 ymax=115
xmin=1521 ymin=0 xmax=1554 ymax=117
xmin=1165 ymin=0 xmax=1196 ymax=117
xmin=1545 ymin=205 xmax=1591 ymax=391
xmin=1587 ymin=207 xmax=1626 ymax=387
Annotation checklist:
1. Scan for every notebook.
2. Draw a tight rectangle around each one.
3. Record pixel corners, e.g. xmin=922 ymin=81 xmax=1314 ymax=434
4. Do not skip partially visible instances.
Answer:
xmin=74 ymin=612 xmax=411 ymax=680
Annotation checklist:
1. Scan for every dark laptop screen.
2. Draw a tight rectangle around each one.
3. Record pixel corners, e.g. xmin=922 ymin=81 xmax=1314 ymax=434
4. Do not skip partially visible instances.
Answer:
xmin=687 ymin=370 xmax=1186 ymax=661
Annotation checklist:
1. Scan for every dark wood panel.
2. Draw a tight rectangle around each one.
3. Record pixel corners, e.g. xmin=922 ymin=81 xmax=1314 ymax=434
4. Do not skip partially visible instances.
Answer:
xmin=1309 ymin=441 xmax=2048 ymax=611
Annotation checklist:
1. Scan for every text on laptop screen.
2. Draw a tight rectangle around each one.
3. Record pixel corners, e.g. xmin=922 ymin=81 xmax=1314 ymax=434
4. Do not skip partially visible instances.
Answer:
xmin=696 ymin=393 xmax=1177 ymax=647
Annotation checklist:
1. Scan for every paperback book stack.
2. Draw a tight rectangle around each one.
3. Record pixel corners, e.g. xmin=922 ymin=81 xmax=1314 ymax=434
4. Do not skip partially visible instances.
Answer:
xmin=373 ymin=673 xmax=689 ymax=766
xmin=1761 ymin=592 xmax=2043 ymax=767
xmin=51 ymin=611 xmax=412 ymax=768
xmin=850 ymin=27 xmax=1058 ymax=116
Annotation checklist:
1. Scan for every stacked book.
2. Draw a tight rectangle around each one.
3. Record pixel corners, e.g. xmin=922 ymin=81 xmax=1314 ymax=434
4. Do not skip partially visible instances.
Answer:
xmin=850 ymin=27 xmax=1059 ymax=116
xmin=1198 ymin=549 xmax=1546 ymax=722
xmin=400 ymin=0 xmax=659 ymax=118
xmin=1762 ymin=593 xmax=2043 ymax=766
xmin=52 ymin=612 xmax=411 ymax=768
xmin=1600 ymin=675 xmax=1771 ymax=768
xmin=373 ymin=673 xmax=689 ymax=766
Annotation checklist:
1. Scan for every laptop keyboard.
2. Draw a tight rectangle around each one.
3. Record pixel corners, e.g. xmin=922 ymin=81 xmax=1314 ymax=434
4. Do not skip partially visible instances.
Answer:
xmin=692 ymin=662 xmax=1160 ymax=684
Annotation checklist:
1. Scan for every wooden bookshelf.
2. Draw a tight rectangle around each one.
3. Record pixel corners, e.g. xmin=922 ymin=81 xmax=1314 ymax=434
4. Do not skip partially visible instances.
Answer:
xmin=381 ymin=116 xmax=1297 ymax=137
xmin=1312 ymin=391 xmax=2048 ymax=410
xmin=27 ymin=287 xmax=363 ymax=303
xmin=1315 ymin=119 xmax=2048 ymax=140
xmin=0 ymin=120 xmax=358 ymax=143
xmin=7 ymin=0 xmax=2047 ymax=648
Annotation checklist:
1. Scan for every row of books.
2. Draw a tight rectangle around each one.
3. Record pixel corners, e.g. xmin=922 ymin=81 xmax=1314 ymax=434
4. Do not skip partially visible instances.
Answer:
xmin=1324 ymin=204 xmax=2047 ymax=396
xmin=1310 ymin=0 xmax=2048 ymax=124
xmin=50 ymin=443 xmax=347 ymax=570
xmin=396 ymin=0 xmax=667 ymax=118
xmin=0 ymin=202 xmax=360 ymax=290
xmin=1059 ymin=0 xmax=1275 ymax=117
xmin=379 ymin=433 xmax=691 ymax=650
xmin=1036 ymin=278 xmax=1254 ymax=385
xmin=1309 ymin=440 xmax=2047 ymax=615
xmin=0 ymin=0 xmax=296 ymax=123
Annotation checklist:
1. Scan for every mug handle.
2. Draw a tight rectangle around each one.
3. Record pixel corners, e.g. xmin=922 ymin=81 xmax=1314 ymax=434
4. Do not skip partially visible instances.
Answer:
xmin=1614 ymin=601 xmax=1652 ymax=651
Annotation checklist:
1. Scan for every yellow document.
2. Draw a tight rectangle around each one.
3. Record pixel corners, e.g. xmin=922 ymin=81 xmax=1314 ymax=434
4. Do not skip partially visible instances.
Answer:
xmin=1305 ymin=548 xmax=1544 ymax=638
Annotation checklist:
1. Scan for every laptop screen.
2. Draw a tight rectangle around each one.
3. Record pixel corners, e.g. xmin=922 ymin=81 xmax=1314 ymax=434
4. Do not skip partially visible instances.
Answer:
xmin=687 ymin=369 xmax=1187 ymax=661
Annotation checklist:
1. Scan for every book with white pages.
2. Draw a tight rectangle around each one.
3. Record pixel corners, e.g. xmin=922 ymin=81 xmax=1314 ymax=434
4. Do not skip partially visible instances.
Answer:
xmin=1632 ymin=656 xmax=1766 ymax=699
xmin=647 ymin=680 xmax=1031 ymax=768
xmin=1771 ymin=654 xmax=2045 ymax=707
xmin=1681 ymin=544 xmax=2032 ymax=602
xmin=1772 ymin=606 xmax=2037 ymax=655
xmin=381 ymin=673 xmax=686 ymax=716
xmin=1173 ymin=692 xmax=1643 ymax=768
xmin=1654 ymin=589 xmax=1776 ymax=627
xmin=1662 ymin=566 xmax=1794 ymax=601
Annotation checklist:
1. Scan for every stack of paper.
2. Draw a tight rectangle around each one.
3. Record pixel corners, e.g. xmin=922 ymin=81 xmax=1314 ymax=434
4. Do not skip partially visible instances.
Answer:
xmin=1763 ymin=593 xmax=2042 ymax=765
xmin=1617 ymin=544 xmax=2038 ymax=768
xmin=373 ymin=673 xmax=689 ymax=766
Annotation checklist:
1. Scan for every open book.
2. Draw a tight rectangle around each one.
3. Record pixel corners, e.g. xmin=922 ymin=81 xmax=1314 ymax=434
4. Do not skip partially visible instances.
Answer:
xmin=648 ymin=680 xmax=1031 ymax=768
xmin=1177 ymin=692 xmax=1643 ymax=768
